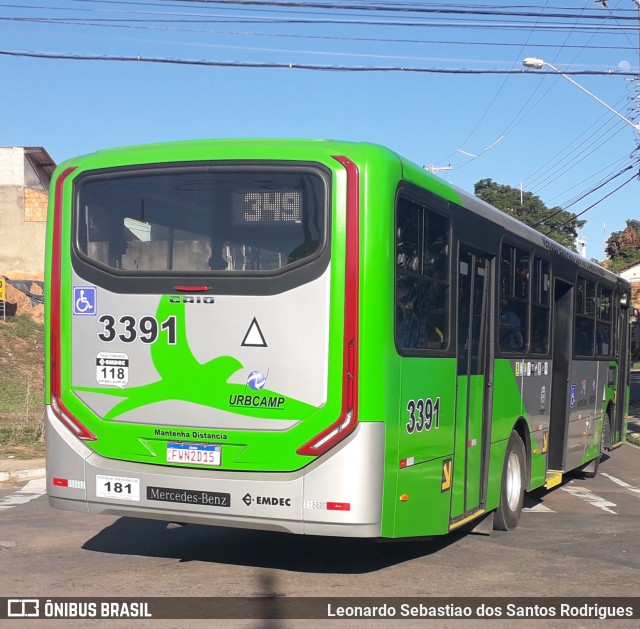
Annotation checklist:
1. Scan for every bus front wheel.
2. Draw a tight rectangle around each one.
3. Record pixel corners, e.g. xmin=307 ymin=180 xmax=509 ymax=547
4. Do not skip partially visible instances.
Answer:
xmin=494 ymin=431 xmax=526 ymax=531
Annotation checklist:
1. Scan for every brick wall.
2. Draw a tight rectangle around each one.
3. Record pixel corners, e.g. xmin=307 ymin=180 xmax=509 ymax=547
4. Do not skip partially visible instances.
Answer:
xmin=24 ymin=187 xmax=48 ymax=222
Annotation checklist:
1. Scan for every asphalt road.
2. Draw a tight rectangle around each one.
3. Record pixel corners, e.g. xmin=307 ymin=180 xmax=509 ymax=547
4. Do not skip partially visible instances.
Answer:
xmin=1 ymin=441 xmax=639 ymax=628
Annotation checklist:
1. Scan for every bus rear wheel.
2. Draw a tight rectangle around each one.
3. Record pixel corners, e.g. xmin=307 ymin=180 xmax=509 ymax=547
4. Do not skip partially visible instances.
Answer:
xmin=494 ymin=431 xmax=526 ymax=531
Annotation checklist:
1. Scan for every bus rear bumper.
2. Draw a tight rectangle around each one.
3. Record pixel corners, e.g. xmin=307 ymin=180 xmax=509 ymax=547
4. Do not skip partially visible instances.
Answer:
xmin=45 ymin=407 xmax=384 ymax=538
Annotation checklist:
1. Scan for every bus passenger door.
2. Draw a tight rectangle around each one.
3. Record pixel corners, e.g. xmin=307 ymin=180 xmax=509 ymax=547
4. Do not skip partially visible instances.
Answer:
xmin=548 ymin=280 xmax=573 ymax=470
xmin=452 ymin=245 xmax=493 ymax=521
xmin=612 ymin=302 xmax=631 ymax=444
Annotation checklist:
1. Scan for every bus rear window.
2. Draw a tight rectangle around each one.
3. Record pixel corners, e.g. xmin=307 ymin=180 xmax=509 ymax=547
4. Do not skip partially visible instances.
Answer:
xmin=75 ymin=167 xmax=327 ymax=273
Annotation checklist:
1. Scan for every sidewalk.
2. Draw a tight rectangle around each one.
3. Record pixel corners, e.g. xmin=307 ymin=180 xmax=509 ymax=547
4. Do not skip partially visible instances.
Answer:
xmin=627 ymin=417 xmax=640 ymax=446
xmin=0 ymin=458 xmax=46 ymax=483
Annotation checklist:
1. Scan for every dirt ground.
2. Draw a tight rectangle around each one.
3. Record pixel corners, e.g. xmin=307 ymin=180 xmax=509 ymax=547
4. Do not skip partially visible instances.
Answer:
xmin=1 ymin=273 xmax=44 ymax=323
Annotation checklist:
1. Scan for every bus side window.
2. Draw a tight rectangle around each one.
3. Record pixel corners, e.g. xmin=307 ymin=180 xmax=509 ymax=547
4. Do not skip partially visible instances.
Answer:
xmin=395 ymin=197 xmax=449 ymax=352
xmin=596 ymin=285 xmax=612 ymax=356
xmin=531 ymin=256 xmax=550 ymax=355
xmin=574 ymin=277 xmax=596 ymax=357
xmin=499 ymin=244 xmax=529 ymax=353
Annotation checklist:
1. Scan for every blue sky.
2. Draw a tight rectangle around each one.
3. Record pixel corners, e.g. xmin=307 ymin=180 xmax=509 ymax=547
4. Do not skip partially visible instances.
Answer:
xmin=2 ymin=0 xmax=639 ymax=260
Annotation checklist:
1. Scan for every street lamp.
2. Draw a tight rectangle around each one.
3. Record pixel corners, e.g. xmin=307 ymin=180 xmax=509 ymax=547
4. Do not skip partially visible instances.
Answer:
xmin=522 ymin=57 xmax=640 ymax=133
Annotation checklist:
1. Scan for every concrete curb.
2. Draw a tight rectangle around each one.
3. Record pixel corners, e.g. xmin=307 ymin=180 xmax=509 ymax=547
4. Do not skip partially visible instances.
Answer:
xmin=0 ymin=467 xmax=46 ymax=483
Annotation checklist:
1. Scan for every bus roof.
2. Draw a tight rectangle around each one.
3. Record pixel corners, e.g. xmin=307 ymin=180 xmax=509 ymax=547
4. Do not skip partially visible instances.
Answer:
xmin=56 ymin=137 xmax=626 ymax=289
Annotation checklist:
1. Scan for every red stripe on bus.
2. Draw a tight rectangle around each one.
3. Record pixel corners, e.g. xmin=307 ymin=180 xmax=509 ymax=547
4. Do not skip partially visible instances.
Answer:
xmin=50 ymin=167 xmax=96 ymax=441
xmin=297 ymin=155 xmax=359 ymax=456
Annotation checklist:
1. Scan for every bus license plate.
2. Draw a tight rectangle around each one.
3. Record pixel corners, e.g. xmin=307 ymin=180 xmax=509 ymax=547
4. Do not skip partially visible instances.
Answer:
xmin=167 ymin=442 xmax=221 ymax=466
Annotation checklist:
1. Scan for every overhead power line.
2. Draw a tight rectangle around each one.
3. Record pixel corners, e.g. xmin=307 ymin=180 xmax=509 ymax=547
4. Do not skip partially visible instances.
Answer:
xmin=1 ymin=49 xmax=638 ymax=75
xmin=531 ymin=164 xmax=636 ymax=230
xmin=554 ymin=171 xmax=638 ymax=229
xmin=128 ymin=0 xmax=640 ymax=21
xmin=0 ymin=17 xmax=634 ymax=50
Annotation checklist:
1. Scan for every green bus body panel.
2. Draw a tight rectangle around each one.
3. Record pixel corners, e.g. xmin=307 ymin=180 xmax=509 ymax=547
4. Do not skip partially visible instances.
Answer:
xmin=45 ymin=138 xmax=629 ymax=539
xmin=46 ymin=141 xmax=411 ymax=475
xmin=451 ymin=374 xmax=485 ymax=517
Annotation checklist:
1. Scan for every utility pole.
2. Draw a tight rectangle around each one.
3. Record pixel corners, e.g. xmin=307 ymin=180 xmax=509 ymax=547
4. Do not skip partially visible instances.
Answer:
xmin=634 ymin=1 xmax=640 ymax=162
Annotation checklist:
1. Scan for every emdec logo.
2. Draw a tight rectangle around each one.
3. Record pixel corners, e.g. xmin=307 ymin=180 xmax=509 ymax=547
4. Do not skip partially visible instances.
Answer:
xmin=242 ymin=493 xmax=291 ymax=507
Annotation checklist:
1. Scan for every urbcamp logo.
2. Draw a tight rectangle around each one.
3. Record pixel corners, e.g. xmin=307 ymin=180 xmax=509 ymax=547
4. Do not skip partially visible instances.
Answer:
xmin=247 ymin=370 xmax=267 ymax=391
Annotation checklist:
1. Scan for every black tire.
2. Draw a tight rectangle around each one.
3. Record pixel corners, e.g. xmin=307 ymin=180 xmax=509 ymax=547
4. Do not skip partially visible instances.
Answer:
xmin=494 ymin=431 xmax=526 ymax=531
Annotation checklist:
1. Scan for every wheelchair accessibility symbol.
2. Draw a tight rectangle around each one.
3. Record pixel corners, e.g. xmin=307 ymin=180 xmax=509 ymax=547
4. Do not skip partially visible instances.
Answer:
xmin=73 ymin=286 xmax=97 ymax=315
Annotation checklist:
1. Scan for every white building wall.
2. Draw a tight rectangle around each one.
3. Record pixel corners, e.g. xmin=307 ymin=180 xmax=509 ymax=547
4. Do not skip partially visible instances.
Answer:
xmin=0 ymin=147 xmax=26 ymax=187
xmin=620 ymin=264 xmax=640 ymax=283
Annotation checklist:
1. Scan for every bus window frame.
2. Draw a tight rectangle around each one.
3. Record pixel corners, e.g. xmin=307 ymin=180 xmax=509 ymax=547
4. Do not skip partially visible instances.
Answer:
xmin=394 ymin=182 xmax=453 ymax=358
xmin=498 ymin=240 xmax=531 ymax=356
xmin=530 ymin=253 xmax=552 ymax=357
xmin=596 ymin=283 xmax=613 ymax=358
xmin=574 ymin=275 xmax=597 ymax=359
xmin=70 ymin=160 xmax=333 ymax=296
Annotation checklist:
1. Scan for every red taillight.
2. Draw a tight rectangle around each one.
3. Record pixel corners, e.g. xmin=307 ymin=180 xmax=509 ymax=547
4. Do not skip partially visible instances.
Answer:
xmin=297 ymin=155 xmax=359 ymax=456
xmin=49 ymin=167 xmax=96 ymax=441
xmin=346 ymin=340 xmax=355 ymax=409
xmin=174 ymin=285 xmax=210 ymax=292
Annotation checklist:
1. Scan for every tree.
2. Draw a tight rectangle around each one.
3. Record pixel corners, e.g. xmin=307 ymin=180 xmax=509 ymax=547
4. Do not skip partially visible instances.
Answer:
xmin=474 ymin=179 xmax=585 ymax=252
xmin=605 ymin=219 xmax=640 ymax=273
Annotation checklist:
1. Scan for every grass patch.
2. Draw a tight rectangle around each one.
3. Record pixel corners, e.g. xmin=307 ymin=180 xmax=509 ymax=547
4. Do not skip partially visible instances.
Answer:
xmin=0 ymin=315 xmax=45 ymax=458
xmin=0 ymin=372 xmax=43 ymax=415
xmin=0 ymin=423 xmax=45 ymax=458
xmin=1 ymin=314 xmax=44 ymax=340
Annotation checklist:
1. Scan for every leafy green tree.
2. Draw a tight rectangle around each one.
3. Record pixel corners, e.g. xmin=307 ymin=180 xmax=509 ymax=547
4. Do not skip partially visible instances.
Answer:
xmin=605 ymin=219 xmax=640 ymax=273
xmin=474 ymin=179 xmax=585 ymax=252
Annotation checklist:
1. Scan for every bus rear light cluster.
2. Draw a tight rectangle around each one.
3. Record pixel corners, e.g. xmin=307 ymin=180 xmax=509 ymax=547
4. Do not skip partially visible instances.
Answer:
xmin=302 ymin=411 xmax=354 ymax=454
xmin=297 ymin=156 xmax=359 ymax=457
xmin=50 ymin=394 xmax=97 ymax=441
xmin=49 ymin=167 xmax=97 ymax=442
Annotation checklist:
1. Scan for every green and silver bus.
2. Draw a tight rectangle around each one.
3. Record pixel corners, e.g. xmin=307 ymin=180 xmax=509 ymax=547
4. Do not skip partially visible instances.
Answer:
xmin=45 ymin=140 xmax=633 ymax=538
